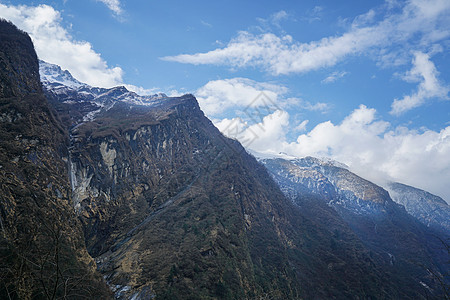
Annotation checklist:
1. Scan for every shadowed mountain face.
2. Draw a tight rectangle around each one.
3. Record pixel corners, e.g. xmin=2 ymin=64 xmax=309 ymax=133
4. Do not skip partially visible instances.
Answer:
xmin=0 ymin=20 xmax=111 ymax=299
xmin=261 ymin=157 xmax=449 ymax=299
xmin=2 ymin=18 xmax=449 ymax=299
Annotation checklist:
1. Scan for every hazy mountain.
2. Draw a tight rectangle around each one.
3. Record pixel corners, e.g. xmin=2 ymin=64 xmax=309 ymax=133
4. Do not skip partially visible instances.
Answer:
xmin=387 ymin=182 xmax=450 ymax=234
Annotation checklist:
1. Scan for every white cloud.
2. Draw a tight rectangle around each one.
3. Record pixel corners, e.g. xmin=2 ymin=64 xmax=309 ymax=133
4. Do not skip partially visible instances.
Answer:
xmin=195 ymin=78 xmax=328 ymax=118
xmin=162 ymin=1 xmax=450 ymax=75
xmin=390 ymin=51 xmax=449 ymax=115
xmin=302 ymin=6 xmax=323 ymax=23
xmin=215 ymin=104 xmax=450 ymax=202
xmin=290 ymin=98 xmax=329 ymax=112
xmin=97 ymin=0 xmax=122 ymax=16
xmin=215 ymin=109 xmax=290 ymax=152
xmin=0 ymin=4 xmax=123 ymax=88
xmin=256 ymin=10 xmax=290 ymax=31
xmin=200 ymin=20 xmax=212 ymax=28
xmin=270 ymin=10 xmax=289 ymax=27
xmin=322 ymin=71 xmax=348 ymax=84
xmin=124 ymin=84 xmax=159 ymax=96
xmin=195 ymin=78 xmax=286 ymax=115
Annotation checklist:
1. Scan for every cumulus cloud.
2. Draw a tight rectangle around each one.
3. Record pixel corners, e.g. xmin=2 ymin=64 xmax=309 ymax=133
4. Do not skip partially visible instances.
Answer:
xmin=195 ymin=78 xmax=328 ymax=117
xmin=390 ymin=51 xmax=449 ymax=115
xmin=0 ymin=4 xmax=123 ymax=87
xmin=215 ymin=110 xmax=290 ymax=151
xmin=287 ymin=106 xmax=450 ymax=203
xmin=216 ymin=104 xmax=450 ymax=202
xmin=97 ymin=0 xmax=123 ymax=16
xmin=195 ymin=78 xmax=286 ymax=115
xmin=162 ymin=1 xmax=450 ymax=75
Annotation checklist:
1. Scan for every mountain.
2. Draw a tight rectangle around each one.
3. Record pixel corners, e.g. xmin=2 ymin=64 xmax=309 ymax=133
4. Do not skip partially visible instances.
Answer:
xmin=261 ymin=156 xmax=391 ymax=215
xmin=39 ymin=62 xmax=401 ymax=299
xmin=0 ymin=19 xmax=111 ymax=299
xmin=2 ymin=18 xmax=449 ymax=299
xmin=387 ymin=182 xmax=450 ymax=234
xmin=40 ymin=59 xmax=167 ymax=113
xmin=260 ymin=156 xmax=449 ymax=298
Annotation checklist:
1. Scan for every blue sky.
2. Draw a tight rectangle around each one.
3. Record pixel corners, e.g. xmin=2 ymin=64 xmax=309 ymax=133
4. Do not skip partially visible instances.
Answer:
xmin=1 ymin=0 xmax=450 ymax=202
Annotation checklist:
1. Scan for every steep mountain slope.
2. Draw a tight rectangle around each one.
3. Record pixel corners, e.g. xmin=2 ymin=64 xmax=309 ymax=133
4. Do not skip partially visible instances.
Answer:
xmin=261 ymin=157 xmax=449 ymax=299
xmin=39 ymin=62 xmax=428 ymax=299
xmin=387 ymin=182 xmax=450 ymax=234
xmin=0 ymin=20 xmax=111 ymax=299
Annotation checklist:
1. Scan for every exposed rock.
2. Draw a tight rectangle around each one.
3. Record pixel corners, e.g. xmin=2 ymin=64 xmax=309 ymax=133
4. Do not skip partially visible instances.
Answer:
xmin=0 ymin=19 xmax=111 ymax=299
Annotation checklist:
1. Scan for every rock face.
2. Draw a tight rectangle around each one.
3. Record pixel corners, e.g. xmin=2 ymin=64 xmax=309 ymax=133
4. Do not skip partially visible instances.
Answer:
xmin=0 ymin=20 xmax=111 ymax=299
xmin=261 ymin=157 xmax=449 ymax=299
xmin=387 ymin=182 xmax=450 ymax=234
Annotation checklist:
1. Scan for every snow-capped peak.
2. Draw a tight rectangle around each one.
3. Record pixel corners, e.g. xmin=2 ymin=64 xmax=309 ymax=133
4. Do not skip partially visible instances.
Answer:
xmin=39 ymin=60 xmax=88 ymax=89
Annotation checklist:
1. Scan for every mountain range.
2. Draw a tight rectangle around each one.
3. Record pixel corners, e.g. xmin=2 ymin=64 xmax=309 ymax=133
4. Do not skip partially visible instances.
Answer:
xmin=1 ymin=20 xmax=448 ymax=299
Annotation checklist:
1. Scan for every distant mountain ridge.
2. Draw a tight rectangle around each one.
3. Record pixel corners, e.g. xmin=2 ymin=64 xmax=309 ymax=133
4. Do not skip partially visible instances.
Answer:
xmin=259 ymin=155 xmax=450 ymax=234
xmin=260 ymin=156 xmax=449 ymax=298
xmin=387 ymin=181 xmax=450 ymax=234
xmin=261 ymin=156 xmax=391 ymax=214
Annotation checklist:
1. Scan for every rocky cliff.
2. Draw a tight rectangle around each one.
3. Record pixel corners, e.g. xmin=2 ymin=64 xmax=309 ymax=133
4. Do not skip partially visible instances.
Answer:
xmin=0 ymin=19 xmax=111 ymax=299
